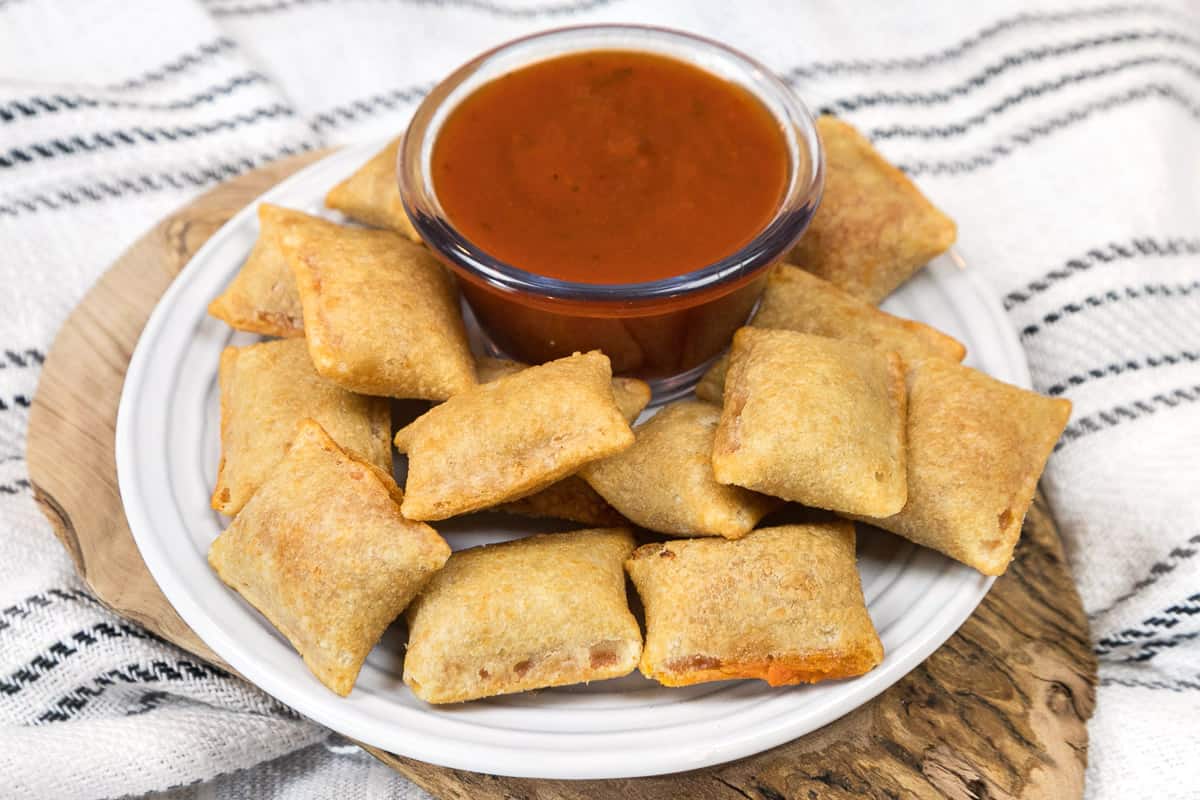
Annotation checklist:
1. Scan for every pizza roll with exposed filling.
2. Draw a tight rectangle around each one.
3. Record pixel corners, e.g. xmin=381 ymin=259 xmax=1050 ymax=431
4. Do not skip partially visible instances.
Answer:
xmin=211 ymin=338 xmax=391 ymax=516
xmin=263 ymin=205 xmax=475 ymax=401
xmin=851 ymin=358 xmax=1071 ymax=575
xmin=712 ymin=328 xmax=907 ymax=517
xmin=581 ymin=400 xmax=779 ymax=538
xmin=394 ymin=352 xmax=635 ymax=520
xmin=209 ymin=419 xmax=450 ymax=696
xmin=696 ymin=263 xmax=964 ymax=403
xmin=404 ymin=528 xmax=641 ymax=703
xmin=324 ymin=138 xmax=421 ymax=242
xmin=625 ymin=522 xmax=883 ymax=687
xmin=207 ymin=204 xmax=304 ymax=338
xmin=788 ymin=116 xmax=956 ymax=303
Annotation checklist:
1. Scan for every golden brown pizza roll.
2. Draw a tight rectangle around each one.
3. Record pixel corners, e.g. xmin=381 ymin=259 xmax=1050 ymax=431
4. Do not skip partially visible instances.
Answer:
xmin=211 ymin=338 xmax=391 ymax=516
xmin=207 ymin=204 xmax=304 ymax=338
xmin=788 ymin=116 xmax=956 ymax=303
xmin=754 ymin=264 xmax=965 ymax=360
xmin=395 ymin=351 xmax=635 ymax=520
xmin=696 ymin=263 xmax=965 ymax=403
xmin=475 ymin=356 xmax=651 ymax=422
xmin=262 ymin=205 xmax=475 ymax=401
xmin=497 ymin=476 xmax=628 ymax=527
xmin=613 ymin=376 xmax=653 ymax=421
xmin=209 ymin=419 xmax=450 ymax=696
xmin=324 ymin=138 xmax=420 ymax=242
xmin=625 ymin=522 xmax=883 ymax=687
xmin=473 ymin=357 xmax=646 ymax=526
xmin=404 ymin=528 xmax=641 ymax=703
xmin=712 ymin=328 xmax=907 ymax=516
xmin=581 ymin=400 xmax=779 ymax=538
xmin=472 ymin=355 xmax=528 ymax=383
xmin=852 ymin=358 xmax=1071 ymax=575
xmin=694 ymin=356 xmax=730 ymax=405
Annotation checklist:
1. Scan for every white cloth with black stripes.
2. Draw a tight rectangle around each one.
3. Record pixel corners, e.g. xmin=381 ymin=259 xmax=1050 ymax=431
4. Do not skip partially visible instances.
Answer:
xmin=1 ymin=1 xmax=1198 ymax=797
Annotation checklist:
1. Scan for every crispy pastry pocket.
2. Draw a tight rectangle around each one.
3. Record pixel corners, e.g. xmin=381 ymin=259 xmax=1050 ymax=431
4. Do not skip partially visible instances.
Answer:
xmin=753 ymin=264 xmax=965 ymax=361
xmin=211 ymin=338 xmax=391 ymax=516
xmin=696 ymin=263 xmax=964 ymax=402
xmin=207 ymin=204 xmax=305 ymax=338
xmin=626 ymin=522 xmax=883 ymax=687
xmin=852 ymin=358 xmax=1072 ymax=575
xmin=497 ymin=476 xmax=627 ymax=527
xmin=694 ymin=356 xmax=731 ymax=406
xmin=209 ymin=420 xmax=450 ymax=696
xmin=403 ymin=528 xmax=642 ymax=703
xmin=324 ymin=138 xmax=422 ymax=241
xmin=474 ymin=356 xmax=651 ymax=422
xmin=395 ymin=351 xmax=635 ymax=520
xmin=264 ymin=205 xmax=476 ymax=401
xmin=582 ymin=400 xmax=779 ymax=538
xmin=476 ymin=356 xmax=647 ymax=525
xmin=712 ymin=328 xmax=908 ymax=517
xmin=788 ymin=116 xmax=956 ymax=303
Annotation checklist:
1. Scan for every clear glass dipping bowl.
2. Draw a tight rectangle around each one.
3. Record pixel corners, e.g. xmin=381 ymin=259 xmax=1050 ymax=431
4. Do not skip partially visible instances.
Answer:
xmin=399 ymin=24 xmax=824 ymax=399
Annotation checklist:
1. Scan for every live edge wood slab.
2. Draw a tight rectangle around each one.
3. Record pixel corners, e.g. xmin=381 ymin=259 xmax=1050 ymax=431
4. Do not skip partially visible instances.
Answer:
xmin=26 ymin=152 xmax=1096 ymax=799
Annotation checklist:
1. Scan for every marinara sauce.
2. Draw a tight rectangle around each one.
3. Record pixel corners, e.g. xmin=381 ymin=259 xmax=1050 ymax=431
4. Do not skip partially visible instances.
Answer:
xmin=432 ymin=51 xmax=789 ymax=284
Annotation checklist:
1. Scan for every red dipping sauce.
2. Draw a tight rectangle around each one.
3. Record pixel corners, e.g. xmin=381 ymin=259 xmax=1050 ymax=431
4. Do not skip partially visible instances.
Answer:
xmin=399 ymin=26 xmax=823 ymax=393
xmin=432 ymin=50 xmax=789 ymax=285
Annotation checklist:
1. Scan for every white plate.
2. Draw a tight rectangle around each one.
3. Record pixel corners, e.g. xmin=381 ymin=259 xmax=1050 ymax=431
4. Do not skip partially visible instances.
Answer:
xmin=117 ymin=139 xmax=1026 ymax=780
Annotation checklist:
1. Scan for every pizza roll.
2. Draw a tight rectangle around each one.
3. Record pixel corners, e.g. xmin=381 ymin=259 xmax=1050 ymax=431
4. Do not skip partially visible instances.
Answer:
xmin=852 ymin=358 xmax=1071 ymax=575
xmin=611 ymin=374 xmax=653 ymax=421
xmin=475 ymin=356 xmax=651 ymax=422
xmin=324 ymin=138 xmax=421 ymax=242
xmin=498 ymin=476 xmax=627 ymax=527
xmin=696 ymin=263 xmax=964 ymax=402
xmin=695 ymin=356 xmax=730 ymax=405
xmin=211 ymin=338 xmax=391 ymax=516
xmin=754 ymin=264 xmax=965 ymax=361
xmin=581 ymin=400 xmax=779 ymax=538
xmin=209 ymin=419 xmax=450 ymax=696
xmin=788 ymin=116 xmax=956 ymax=303
xmin=207 ymin=204 xmax=304 ymax=338
xmin=626 ymin=522 xmax=883 ymax=687
xmin=404 ymin=528 xmax=641 ymax=703
xmin=712 ymin=328 xmax=907 ymax=517
xmin=472 ymin=355 xmax=528 ymax=383
xmin=473 ymin=357 xmax=644 ymax=526
xmin=263 ymin=205 xmax=476 ymax=401
xmin=395 ymin=351 xmax=635 ymax=520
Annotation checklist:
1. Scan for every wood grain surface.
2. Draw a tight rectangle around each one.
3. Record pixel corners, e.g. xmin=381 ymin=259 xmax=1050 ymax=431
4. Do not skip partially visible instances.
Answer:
xmin=25 ymin=152 xmax=1097 ymax=799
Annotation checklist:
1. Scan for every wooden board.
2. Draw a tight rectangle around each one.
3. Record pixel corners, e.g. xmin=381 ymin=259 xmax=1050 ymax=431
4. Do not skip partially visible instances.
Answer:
xmin=25 ymin=152 xmax=1097 ymax=799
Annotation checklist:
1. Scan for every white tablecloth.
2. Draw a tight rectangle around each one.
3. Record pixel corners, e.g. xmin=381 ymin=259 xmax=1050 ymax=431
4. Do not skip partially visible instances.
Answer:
xmin=1 ymin=1 xmax=1198 ymax=797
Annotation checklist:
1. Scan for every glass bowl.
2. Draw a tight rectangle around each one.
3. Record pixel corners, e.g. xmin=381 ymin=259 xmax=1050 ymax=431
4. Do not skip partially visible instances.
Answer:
xmin=399 ymin=24 xmax=824 ymax=398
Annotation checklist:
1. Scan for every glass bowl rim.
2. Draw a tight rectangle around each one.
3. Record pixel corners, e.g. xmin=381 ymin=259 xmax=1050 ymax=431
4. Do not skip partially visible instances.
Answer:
xmin=398 ymin=23 xmax=825 ymax=303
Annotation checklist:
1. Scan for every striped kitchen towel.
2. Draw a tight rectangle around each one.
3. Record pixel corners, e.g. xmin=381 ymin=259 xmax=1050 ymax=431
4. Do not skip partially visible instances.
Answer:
xmin=1 ymin=1 xmax=1197 ymax=797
